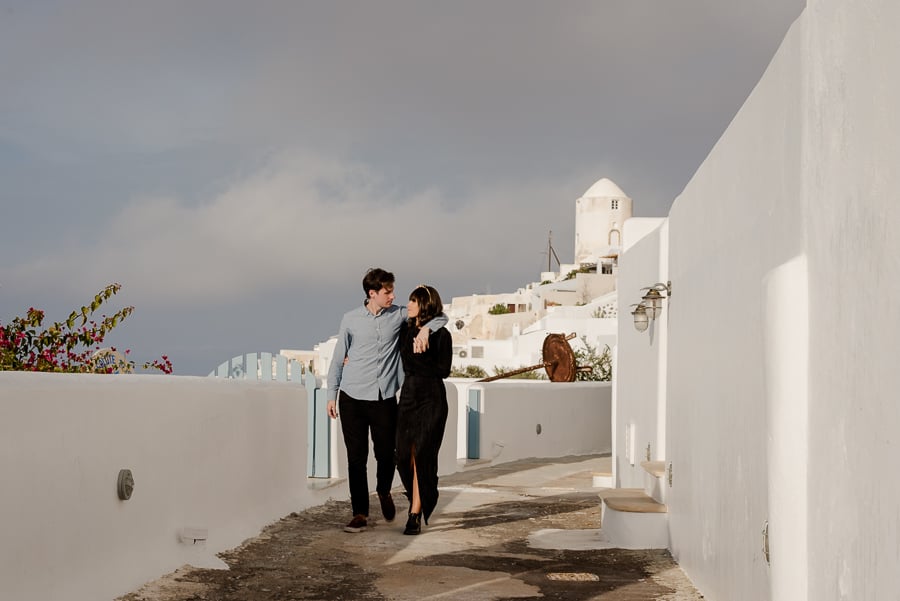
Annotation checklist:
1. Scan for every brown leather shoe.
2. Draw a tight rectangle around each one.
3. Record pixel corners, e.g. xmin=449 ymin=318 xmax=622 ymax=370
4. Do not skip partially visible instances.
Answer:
xmin=343 ymin=514 xmax=367 ymax=533
xmin=378 ymin=492 xmax=396 ymax=522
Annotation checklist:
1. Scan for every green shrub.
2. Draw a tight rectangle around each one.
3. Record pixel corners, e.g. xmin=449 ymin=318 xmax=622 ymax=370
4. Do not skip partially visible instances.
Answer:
xmin=487 ymin=303 xmax=510 ymax=315
xmin=450 ymin=364 xmax=488 ymax=379
xmin=573 ymin=336 xmax=612 ymax=381
xmin=491 ymin=365 xmax=545 ymax=380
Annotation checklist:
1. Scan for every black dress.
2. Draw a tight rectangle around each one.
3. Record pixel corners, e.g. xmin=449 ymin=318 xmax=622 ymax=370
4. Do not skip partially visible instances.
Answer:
xmin=396 ymin=321 xmax=452 ymax=524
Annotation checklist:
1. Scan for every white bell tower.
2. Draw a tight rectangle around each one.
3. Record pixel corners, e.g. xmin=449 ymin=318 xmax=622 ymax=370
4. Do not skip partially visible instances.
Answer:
xmin=574 ymin=178 xmax=633 ymax=266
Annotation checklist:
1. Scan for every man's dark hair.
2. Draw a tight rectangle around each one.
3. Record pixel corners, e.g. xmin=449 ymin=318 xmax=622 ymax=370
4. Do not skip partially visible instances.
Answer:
xmin=408 ymin=284 xmax=443 ymax=327
xmin=363 ymin=268 xmax=395 ymax=297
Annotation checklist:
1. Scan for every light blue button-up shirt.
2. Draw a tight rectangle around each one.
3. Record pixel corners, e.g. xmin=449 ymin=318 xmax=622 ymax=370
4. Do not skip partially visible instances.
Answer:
xmin=327 ymin=303 xmax=448 ymax=402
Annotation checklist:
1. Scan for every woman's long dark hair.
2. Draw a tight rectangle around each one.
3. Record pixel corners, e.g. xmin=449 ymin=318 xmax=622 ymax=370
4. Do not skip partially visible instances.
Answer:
xmin=408 ymin=285 xmax=442 ymax=328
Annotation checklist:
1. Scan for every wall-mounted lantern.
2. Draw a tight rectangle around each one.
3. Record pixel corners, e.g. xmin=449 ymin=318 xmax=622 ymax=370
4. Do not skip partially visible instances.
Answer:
xmin=633 ymin=281 xmax=672 ymax=331
xmin=631 ymin=303 xmax=650 ymax=332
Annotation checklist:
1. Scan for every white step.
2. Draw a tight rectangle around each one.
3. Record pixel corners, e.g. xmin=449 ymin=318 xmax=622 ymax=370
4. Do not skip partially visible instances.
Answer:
xmin=641 ymin=460 xmax=667 ymax=505
xmin=592 ymin=470 xmax=614 ymax=488
xmin=598 ymin=489 xmax=669 ymax=550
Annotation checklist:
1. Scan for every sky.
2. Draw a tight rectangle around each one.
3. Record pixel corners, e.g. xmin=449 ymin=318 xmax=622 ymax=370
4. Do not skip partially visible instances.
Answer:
xmin=0 ymin=0 xmax=805 ymax=375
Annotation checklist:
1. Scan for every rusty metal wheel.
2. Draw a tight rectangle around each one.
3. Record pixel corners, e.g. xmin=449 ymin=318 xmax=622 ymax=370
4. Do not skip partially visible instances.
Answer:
xmin=542 ymin=333 xmax=577 ymax=382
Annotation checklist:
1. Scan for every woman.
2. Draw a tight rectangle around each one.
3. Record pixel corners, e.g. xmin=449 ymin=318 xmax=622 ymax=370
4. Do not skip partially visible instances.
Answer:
xmin=396 ymin=284 xmax=452 ymax=535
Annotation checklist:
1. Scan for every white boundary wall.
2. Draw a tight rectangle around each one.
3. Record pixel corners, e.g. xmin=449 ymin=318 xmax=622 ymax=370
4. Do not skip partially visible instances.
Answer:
xmin=0 ymin=372 xmax=323 ymax=601
xmin=0 ymin=372 xmax=610 ymax=601
xmin=616 ymin=1 xmax=900 ymax=599
xmin=468 ymin=381 xmax=612 ymax=464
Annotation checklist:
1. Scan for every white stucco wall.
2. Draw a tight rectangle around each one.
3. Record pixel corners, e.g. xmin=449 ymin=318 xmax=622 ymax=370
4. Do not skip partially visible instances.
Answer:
xmin=1 ymin=372 xmax=610 ymax=601
xmin=470 ymin=381 xmax=612 ymax=464
xmin=622 ymin=218 xmax=667 ymax=252
xmin=0 ymin=372 xmax=322 ymax=601
xmin=615 ymin=221 xmax=668 ymax=489
xmin=616 ymin=1 xmax=900 ymax=599
xmin=664 ymin=12 xmax=803 ymax=601
xmin=667 ymin=14 xmax=806 ymax=601
xmin=803 ymin=2 xmax=900 ymax=599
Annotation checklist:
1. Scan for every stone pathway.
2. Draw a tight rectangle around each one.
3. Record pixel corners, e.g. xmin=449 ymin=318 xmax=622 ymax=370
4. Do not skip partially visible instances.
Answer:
xmin=119 ymin=456 xmax=703 ymax=601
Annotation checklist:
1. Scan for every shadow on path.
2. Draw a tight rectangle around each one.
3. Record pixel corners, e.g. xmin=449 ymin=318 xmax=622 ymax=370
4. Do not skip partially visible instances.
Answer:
xmin=119 ymin=455 xmax=703 ymax=601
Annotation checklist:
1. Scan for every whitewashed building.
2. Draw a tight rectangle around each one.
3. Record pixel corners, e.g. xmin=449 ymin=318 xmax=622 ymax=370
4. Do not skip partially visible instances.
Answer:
xmin=440 ymin=178 xmax=633 ymax=377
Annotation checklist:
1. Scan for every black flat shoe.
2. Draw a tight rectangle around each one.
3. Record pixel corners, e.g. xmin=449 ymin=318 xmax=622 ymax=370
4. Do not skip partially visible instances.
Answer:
xmin=403 ymin=512 xmax=421 ymax=535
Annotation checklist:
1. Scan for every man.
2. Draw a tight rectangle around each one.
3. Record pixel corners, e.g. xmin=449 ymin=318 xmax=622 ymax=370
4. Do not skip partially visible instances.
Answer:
xmin=327 ymin=268 xmax=448 ymax=533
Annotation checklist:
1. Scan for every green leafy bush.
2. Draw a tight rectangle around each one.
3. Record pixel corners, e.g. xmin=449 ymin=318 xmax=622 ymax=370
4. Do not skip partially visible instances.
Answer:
xmin=573 ymin=336 xmax=612 ymax=381
xmin=487 ymin=303 xmax=511 ymax=315
xmin=450 ymin=364 xmax=488 ymax=379
xmin=491 ymin=365 xmax=545 ymax=380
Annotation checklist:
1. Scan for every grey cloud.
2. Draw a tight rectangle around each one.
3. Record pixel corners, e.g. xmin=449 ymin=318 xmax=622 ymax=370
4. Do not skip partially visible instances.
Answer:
xmin=0 ymin=0 xmax=805 ymax=373
xmin=5 ymin=150 xmax=584 ymax=303
xmin=2 ymin=2 xmax=803 ymax=160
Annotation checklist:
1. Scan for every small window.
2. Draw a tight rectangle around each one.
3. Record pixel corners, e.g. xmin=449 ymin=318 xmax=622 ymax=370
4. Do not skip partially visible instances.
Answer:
xmin=471 ymin=346 xmax=484 ymax=359
xmin=601 ymin=263 xmax=613 ymax=275
xmin=611 ymin=199 xmax=619 ymax=210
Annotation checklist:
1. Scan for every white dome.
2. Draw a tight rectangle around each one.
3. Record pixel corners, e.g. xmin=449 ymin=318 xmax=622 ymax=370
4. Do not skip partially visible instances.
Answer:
xmin=582 ymin=178 xmax=627 ymax=199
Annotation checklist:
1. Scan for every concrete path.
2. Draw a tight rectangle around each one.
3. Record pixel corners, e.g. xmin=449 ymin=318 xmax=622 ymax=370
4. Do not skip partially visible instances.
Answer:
xmin=120 ymin=455 xmax=702 ymax=601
